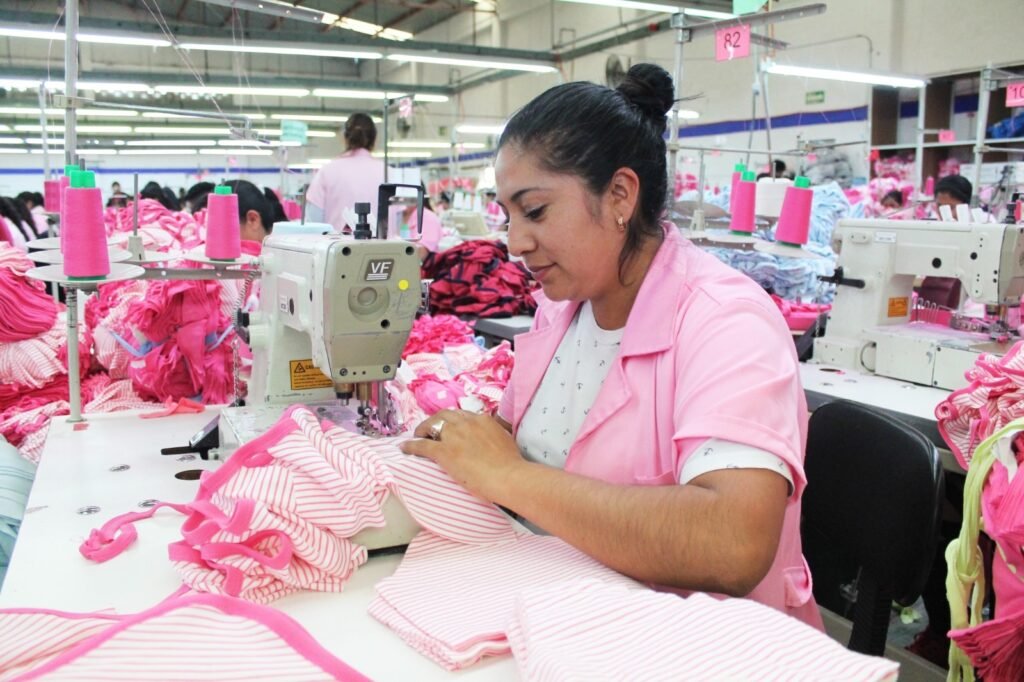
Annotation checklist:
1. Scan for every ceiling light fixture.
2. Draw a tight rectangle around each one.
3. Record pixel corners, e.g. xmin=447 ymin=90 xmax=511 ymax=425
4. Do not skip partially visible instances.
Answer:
xmin=0 ymin=137 xmax=25 ymax=144
xmin=177 ymin=40 xmax=382 ymax=61
xmin=387 ymin=53 xmax=557 ymax=74
xmin=0 ymin=26 xmax=171 ymax=47
xmin=455 ymin=123 xmax=506 ymax=135
xmin=125 ymin=139 xmax=218 ymax=147
xmin=154 ymin=85 xmax=310 ymax=97
xmin=271 ymin=113 xmax=378 ymax=123
xmin=312 ymin=88 xmax=450 ymax=103
xmin=14 ymin=124 xmax=134 ymax=133
xmin=762 ymin=62 xmax=926 ymax=88
xmin=119 ymin=148 xmax=199 ymax=155
xmin=0 ymin=148 xmax=29 ymax=154
xmin=558 ymin=0 xmax=734 ymax=18
xmin=335 ymin=17 xmax=412 ymax=42
xmin=45 ymin=80 xmax=151 ymax=92
xmin=218 ymin=139 xmax=302 ymax=147
xmin=388 ymin=140 xmax=487 ymax=150
xmin=76 ymin=149 xmax=118 ymax=155
xmin=133 ymin=126 xmax=234 ymax=135
xmin=199 ymin=148 xmax=273 ymax=156
xmin=372 ymin=150 xmax=433 ymax=158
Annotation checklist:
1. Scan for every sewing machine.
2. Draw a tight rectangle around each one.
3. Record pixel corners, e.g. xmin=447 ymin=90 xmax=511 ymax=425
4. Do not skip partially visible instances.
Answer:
xmin=814 ymin=218 xmax=1024 ymax=390
xmin=218 ymin=185 xmax=425 ymax=549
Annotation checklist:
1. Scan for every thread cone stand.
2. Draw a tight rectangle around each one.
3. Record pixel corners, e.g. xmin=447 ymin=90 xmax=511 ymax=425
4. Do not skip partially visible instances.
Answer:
xmin=30 ymin=247 xmax=133 ymax=265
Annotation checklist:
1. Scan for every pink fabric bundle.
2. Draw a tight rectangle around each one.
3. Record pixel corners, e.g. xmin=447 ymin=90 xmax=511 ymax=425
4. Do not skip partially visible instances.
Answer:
xmin=407 ymin=377 xmax=465 ymax=413
xmin=104 ymin=199 xmax=203 ymax=253
xmin=402 ymin=314 xmax=475 ymax=357
xmin=87 ymin=280 xmax=148 ymax=379
xmin=771 ymin=295 xmax=831 ymax=332
xmin=0 ymin=593 xmax=370 ymax=681
xmin=936 ymin=341 xmax=1024 ymax=468
xmin=124 ymin=279 xmax=240 ymax=404
xmin=0 ymin=244 xmax=58 ymax=342
xmin=368 ymin=533 xmax=633 ymax=671
xmin=506 ymin=580 xmax=899 ymax=681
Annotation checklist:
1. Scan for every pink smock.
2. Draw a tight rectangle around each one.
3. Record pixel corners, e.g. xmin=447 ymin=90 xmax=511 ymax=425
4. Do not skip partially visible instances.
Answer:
xmin=499 ymin=225 xmax=821 ymax=628
xmin=305 ymin=149 xmax=385 ymax=232
xmin=409 ymin=207 xmax=443 ymax=252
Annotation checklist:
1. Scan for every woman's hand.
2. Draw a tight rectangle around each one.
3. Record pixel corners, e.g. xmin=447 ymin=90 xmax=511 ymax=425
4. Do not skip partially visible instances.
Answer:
xmin=400 ymin=410 xmax=524 ymax=502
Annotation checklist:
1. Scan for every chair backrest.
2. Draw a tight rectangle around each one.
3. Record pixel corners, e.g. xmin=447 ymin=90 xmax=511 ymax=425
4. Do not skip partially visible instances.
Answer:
xmin=802 ymin=400 xmax=944 ymax=653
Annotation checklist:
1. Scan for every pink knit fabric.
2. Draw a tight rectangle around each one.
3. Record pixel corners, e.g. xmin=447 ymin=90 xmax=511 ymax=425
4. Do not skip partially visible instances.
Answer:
xmin=0 ymin=594 xmax=370 ymax=681
xmin=402 ymin=314 xmax=475 ymax=356
xmin=506 ymin=580 xmax=899 ymax=681
xmin=104 ymin=199 xmax=203 ymax=254
xmin=368 ymin=533 xmax=632 ymax=670
xmin=936 ymin=341 xmax=1024 ymax=468
xmin=0 ymin=244 xmax=58 ymax=342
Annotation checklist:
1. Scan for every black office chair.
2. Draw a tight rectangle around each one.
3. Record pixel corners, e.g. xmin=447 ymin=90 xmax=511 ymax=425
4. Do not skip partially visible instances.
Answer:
xmin=801 ymin=400 xmax=945 ymax=656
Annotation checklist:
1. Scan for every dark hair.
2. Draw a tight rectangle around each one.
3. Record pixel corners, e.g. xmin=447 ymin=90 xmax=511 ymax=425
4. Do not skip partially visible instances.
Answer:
xmin=773 ymin=159 xmax=786 ymax=175
xmin=183 ymin=181 xmax=215 ymax=208
xmin=756 ymin=172 xmax=771 ymax=181
xmin=935 ymin=174 xmax=972 ymax=204
xmin=195 ymin=180 xmax=280 ymax=235
xmin=344 ymin=113 xmax=377 ymax=151
xmin=140 ymin=181 xmax=176 ymax=210
xmin=881 ymin=189 xmax=904 ymax=206
xmin=498 ymin=63 xmax=673 ymax=280
xmin=0 ymin=197 xmax=34 ymax=242
xmin=16 ymin=191 xmax=43 ymax=209
xmin=160 ymin=187 xmax=181 ymax=211
xmin=439 ymin=191 xmax=452 ymax=205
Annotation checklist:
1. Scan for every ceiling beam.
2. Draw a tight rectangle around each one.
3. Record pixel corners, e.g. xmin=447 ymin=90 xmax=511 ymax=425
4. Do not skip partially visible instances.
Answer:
xmin=176 ymin=0 xmax=191 ymax=21
xmin=383 ymin=0 xmax=440 ymax=30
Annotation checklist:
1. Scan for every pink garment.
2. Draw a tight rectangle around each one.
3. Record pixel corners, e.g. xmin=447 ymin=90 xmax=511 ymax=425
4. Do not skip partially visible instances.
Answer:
xmin=305 ymin=149 xmax=386 ymax=232
xmin=409 ymin=207 xmax=443 ymax=252
xmin=507 ymin=580 xmax=899 ymax=682
xmin=368 ymin=532 xmax=633 ymax=670
xmin=408 ymin=376 xmax=465 ymax=413
xmin=403 ymin=314 xmax=475 ymax=356
xmin=771 ymin=294 xmax=831 ymax=333
xmin=498 ymin=224 xmax=821 ymax=628
xmin=80 ymin=406 xmax=515 ymax=602
xmin=0 ymin=244 xmax=58 ymax=342
xmin=282 ymin=198 xmax=302 ymax=220
xmin=104 ymin=199 xmax=203 ymax=253
xmin=936 ymin=341 xmax=1024 ymax=469
xmin=0 ymin=594 xmax=370 ymax=681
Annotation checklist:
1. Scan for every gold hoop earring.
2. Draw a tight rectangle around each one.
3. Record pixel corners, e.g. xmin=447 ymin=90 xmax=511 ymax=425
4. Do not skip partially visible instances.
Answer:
xmin=617 ymin=216 xmax=625 ymax=230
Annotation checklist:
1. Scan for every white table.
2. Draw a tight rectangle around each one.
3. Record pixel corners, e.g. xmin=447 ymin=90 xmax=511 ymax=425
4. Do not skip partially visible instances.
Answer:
xmin=472 ymin=316 xmax=534 ymax=347
xmin=0 ymin=409 xmax=515 ymax=681
xmin=799 ymin=363 xmax=962 ymax=472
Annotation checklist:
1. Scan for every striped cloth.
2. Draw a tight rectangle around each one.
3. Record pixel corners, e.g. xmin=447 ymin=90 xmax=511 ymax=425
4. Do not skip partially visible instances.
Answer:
xmin=0 ymin=325 xmax=66 ymax=391
xmin=368 ymin=532 xmax=634 ymax=670
xmin=507 ymin=580 xmax=900 ymax=682
xmin=0 ymin=593 xmax=369 ymax=680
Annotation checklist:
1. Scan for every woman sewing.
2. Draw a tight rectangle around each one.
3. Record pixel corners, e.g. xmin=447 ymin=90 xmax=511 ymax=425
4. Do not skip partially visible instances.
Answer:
xmin=402 ymin=63 xmax=819 ymax=627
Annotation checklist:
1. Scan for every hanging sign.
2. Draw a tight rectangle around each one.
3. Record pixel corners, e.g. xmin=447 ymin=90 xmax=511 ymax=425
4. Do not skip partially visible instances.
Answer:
xmin=1007 ymin=81 xmax=1024 ymax=108
xmin=938 ymin=129 xmax=956 ymax=143
xmin=280 ymin=119 xmax=308 ymax=144
xmin=715 ymin=24 xmax=751 ymax=62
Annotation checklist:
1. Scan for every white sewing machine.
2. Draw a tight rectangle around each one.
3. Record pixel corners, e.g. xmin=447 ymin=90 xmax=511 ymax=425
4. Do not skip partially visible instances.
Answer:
xmin=814 ymin=218 xmax=1024 ymax=390
xmin=219 ymin=193 xmax=425 ymax=550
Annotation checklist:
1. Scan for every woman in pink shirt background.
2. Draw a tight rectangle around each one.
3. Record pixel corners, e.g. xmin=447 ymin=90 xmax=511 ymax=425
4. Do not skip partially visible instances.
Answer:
xmin=403 ymin=63 xmax=821 ymax=628
xmin=305 ymin=113 xmax=386 ymax=232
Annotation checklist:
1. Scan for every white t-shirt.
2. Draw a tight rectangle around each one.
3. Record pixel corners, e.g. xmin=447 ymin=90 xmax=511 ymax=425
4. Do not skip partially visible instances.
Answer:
xmin=516 ymin=302 xmax=793 ymax=489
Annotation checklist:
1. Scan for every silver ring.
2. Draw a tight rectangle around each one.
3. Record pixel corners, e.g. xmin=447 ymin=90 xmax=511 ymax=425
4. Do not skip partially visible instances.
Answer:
xmin=428 ymin=419 xmax=446 ymax=441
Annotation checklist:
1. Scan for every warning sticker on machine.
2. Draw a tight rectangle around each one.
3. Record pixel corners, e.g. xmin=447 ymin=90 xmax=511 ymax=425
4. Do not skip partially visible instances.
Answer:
xmin=289 ymin=359 xmax=333 ymax=391
xmin=887 ymin=296 xmax=909 ymax=318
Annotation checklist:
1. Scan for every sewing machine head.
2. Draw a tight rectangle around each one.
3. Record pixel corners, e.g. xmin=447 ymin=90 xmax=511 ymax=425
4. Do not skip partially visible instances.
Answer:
xmin=815 ymin=218 xmax=1024 ymax=389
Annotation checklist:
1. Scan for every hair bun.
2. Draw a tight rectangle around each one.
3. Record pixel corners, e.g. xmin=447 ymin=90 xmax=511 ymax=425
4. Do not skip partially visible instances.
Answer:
xmin=616 ymin=63 xmax=675 ymax=130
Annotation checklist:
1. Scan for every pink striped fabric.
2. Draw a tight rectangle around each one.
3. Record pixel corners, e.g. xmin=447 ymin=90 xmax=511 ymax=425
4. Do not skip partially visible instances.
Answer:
xmin=368 ymin=532 xmax=634 ymax=670
xmin=0 ymin=593 xmax=369 ymax=681
xmin=0 ymin=325 xmax=67 ymax=390
xmin=506 ymin=580 xmax=900 ymax=682
xmin=81 ymin=406 xmax=518 ymax=604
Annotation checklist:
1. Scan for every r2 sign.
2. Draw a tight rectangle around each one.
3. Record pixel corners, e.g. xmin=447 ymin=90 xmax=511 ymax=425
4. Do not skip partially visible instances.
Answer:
xmin=715 ymin=24 xmax=751 ymax=62
xmin=1007 ymin=81 xmax=1024 ymax=108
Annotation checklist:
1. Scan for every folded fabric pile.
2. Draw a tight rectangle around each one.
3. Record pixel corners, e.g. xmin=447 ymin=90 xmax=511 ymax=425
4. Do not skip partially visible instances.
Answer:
xmin=104 ymin=198 xmax=204 ymax=253
xmin=0 ymin=593 xmax=370 ymax=680
xmin=771 ymin=295 xmax=831 ymax=332
xmin=422 ymin=240 xmax=537 ymax=318
xmin=386 ymin=341 xmax=514 ymax=431
xmin=0 ymin=244 xmax=58 ymax=343
xmin=402 ymin=314 xmax=476 ymax=356
xmin=507 ymin=580 xmax=899 ymax=681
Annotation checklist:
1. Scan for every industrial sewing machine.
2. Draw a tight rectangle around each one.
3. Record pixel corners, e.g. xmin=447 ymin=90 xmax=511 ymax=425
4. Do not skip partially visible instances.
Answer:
xmin=216 ymin=184 xmax=426 ymax=549
xmin=814 ymin=218 xmax=1024 ymax=390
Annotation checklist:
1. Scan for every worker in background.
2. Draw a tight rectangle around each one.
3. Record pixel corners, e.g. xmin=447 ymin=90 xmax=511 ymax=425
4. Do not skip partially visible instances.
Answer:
xmin=402 ymin=63 xmax=820 ymax=628
xmin=305 ymin=113 xmax=385 ymax=233
xmin=15 ymin=191 xmax=49 ymax=238
xmin=193 ymin=179 xmax=286 ymax=244
xmin=917 ymin=175 xmax=973 ymax=309
xmin=880 ymin=189 xmax=904 ymax=211
xmin=399 ymin=186 xmax=443 ymax=258
xmin=483 ymin=189 xmax=505 ymax=229
xmin=182 ymin=182 xmax=215 ymax=214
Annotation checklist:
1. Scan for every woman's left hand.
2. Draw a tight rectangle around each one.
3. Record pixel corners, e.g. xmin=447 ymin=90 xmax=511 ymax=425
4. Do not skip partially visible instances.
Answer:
xmin=400 ymin=410 xmax=524 ymax=502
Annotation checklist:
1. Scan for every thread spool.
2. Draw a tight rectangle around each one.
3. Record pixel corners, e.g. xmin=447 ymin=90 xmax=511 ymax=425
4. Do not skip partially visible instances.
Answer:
xmin=44 ymin=179 xmax=62 ymax=213
xmin=204 ymin=185 xmax=241 ymax=260
xmin=729 ymin=171 xmax=757 ymax=234
xmin=754 ymin=177 xmax=792 ymax=218
xmin=59 ymin=164 xmax=76 ymax=252
xmin=924 ymin=175 xmax=935 ymax=198
xmin=729 ymin=163 xmax=746 ymax=214
xmin=774 ymin=176 xmax=814 ymax=246
xmin=62 ymin=170 xmax=110 ymax=280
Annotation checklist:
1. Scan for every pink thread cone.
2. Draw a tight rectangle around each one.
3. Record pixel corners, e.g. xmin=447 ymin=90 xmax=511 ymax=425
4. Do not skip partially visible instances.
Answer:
xmin=44 ymin=179 xmax=62 ymax=213
xmin=729 ymin=175 xmax=756 ymax=234
xmin=205 ymin=192 xmax=241 ymax=260
xmin=59 ymin=174 xmax=71 ymax=253
xmin=63 ymin=186 xmax=110 ymax=279
xmin=775 ymin=184 xmax=813 ymax=246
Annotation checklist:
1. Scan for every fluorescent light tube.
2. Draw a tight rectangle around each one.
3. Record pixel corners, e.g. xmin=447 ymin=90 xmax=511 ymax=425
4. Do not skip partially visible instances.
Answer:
xmin=14 ymin=124 xmax=133 ymax=133
xmin=455 ymin=123 xmax=506 ymax=135
xmin=199 ymin=148 xmax=274 ymax=156
xmin=154 ymin=85 xmax=309 ymax=97
xmin=24 ymin=138 xmax=65 ymax=145
xmin=387 ymin=54 xmax=557 ymax=74
xmin=0 ymin=148 xmax=29 ymax=154
xmin=678 ymin=109 xmax=700 ymax=120
xmin=0 ymin=78 xmax=42 ymax=89
xmin=0 ymin=137 xmax=24 ymax=144
xmin=335 ymin=17 xmax=412 ymax=42
xmin=119 ymin=148 xmax=199 ymax=155
xmin=372 ymin=150 xmax=433 ymax=158
xmin=134 ymin=126 xmax=233 ymax=134
xmin=218 ymin=139 xmax=301 ymax=147
xmin=178 ymin=41 xmax=382 ymax=60
xmin=125 ymin=139 xmax=218 ymax=147
xmin=271 ymin=113 xmax=365 ymax=123
xmin=77 ymin=109 xmax=139 ymax=118
xmin=558 ymin=0 xmax=733 ymax=18
xmin=139 ymin=112 xmax=266 ymax=120
xmin=77 ymin=149 xmax=118 ymax=155
xmin=254 ymin=128 xmax=335 ymax=138
xmin=412 ymin=94 xmax=450 ymax=103
xmin=288 ymin=162 xmax=324 ymax=170
xmin=763 ymin=63 xmax=926 ymax=88
xmin=312 ymin=88 xmax=387 ymax=100
xmin=0 ymin=26 xmax=170 ymax=47
xmin=0 ymin=107 xmax=61 ymax=116
xmin=44 ymin=80 xmax=151 ymax=92
xmin=388 ymin=141 xmax=487 ymax=150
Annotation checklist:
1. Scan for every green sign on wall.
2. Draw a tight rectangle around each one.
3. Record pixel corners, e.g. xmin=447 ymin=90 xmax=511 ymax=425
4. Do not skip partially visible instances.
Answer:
xmin=805 ymin=90 xmax=826 ymax=105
